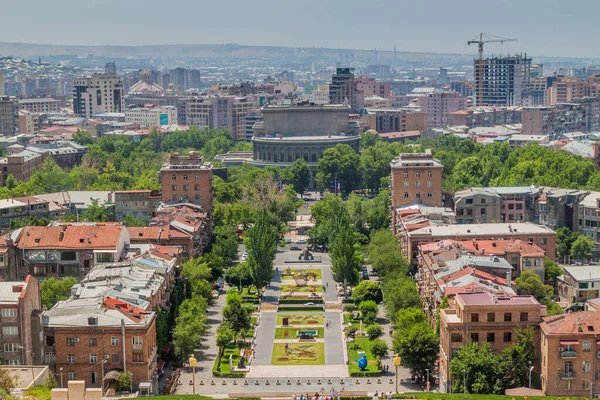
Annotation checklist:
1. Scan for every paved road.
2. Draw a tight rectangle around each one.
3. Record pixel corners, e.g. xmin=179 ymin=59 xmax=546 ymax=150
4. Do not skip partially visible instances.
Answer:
xmin=320 ymin=262 xmax=338 ymax=303
xmin=324 ymin=311 xmax=345 ymax=365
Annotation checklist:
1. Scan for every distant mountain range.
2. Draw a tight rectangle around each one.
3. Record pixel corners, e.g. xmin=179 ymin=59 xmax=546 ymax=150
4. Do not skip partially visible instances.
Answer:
xmin=0 ymin=42 xmax=593 ymax=65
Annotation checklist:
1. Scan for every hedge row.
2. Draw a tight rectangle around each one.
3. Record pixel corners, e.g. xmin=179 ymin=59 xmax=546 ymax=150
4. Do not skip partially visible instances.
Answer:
xmin=278 ymin=298 xmax=324 ymax=304
xmin=349 ymin=370 xmax=384 ymax=377
xmin=278 ymin=306 xmax=324 ymax=312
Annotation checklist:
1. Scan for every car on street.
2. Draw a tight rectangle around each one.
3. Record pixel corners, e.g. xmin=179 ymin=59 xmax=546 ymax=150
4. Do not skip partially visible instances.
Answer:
xmin=296 ymin=239 xmax=307 ymax=244
xmin=290 ymin=245 xmax=302 ymax=250
xmin=304 ymin=302 xmax=315 ymax=306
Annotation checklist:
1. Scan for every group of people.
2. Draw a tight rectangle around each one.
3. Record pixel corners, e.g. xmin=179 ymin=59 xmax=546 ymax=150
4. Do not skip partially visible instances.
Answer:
xmin=371 ymin=391 xmax=393 ymax=400
xmin=292 ymin=390 xmax=341 ymax=400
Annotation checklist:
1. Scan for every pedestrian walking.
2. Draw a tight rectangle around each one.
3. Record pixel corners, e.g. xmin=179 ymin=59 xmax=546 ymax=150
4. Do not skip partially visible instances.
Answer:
xmin=387 ymin=391 xmax=393 ymax=400
xmin=293 ymin=393 xmax=297 ymax=400
xmin=372 ymin=391 xmax=379 ymax=400
xmin=326 ymin=282 xmax=329 ymax=287
xmin=300 ymin=394 xmax=304 ymax=400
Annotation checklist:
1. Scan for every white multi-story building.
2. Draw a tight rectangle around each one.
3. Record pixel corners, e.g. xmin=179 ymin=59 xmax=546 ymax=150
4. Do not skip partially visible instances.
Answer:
xmin=72 ymin=73 xmax=124 ymax=119
xmin=311 ymin=85 xmax=330 ymax=105
xmin=124 ymin=105 xmax=178 ymax=128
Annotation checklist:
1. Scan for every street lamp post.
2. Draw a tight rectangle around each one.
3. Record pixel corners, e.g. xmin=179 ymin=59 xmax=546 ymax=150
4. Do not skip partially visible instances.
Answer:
xmin=189 ymin=354 xmax=197 ymax=395
xmin=463 ymin=369 xmax=467 ymax=394
xmin=393 ymin=354 xmax=401 ymax=394
xmin=529 ymin=366 xmax=534 ymax=389
xmin=59 ymin=368 xmax=64 ymax=388
xmin=425 ymin=368 xmax=430 ymax=391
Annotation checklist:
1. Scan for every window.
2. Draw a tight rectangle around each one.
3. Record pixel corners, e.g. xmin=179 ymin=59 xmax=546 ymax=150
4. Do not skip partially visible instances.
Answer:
xmin=132 ymin=353 xmax=144 ymax=363
xmin=504 ymin=312 xmax=512 ymax=322
xmin=1 ymin=326 xmax=17 ymax=336
xmin=466 ymin=199 xmax=473 ymax=204
xmin=481 ymin=208 xmax=486 ymax=216
xmin=67 ymin=354 xmax=75 ymax=364
xmin=583 ymin=341 xmax=592 ymax=352
xmin=4 ymin=343 xmax=19 ymax=352
xmin=194 ymin=195 xmax=200 ymax=201
xmin=172 ymin=195 xmax=177 ymax=202
xmin=487 ymin=313 xmax=495 ymax=322
xmin=541 ymin=238 xmax=547 ymax=245
xmin=111 ymin=354 xmax=119 ymax=363
xmin=171 ymin=174 xmax=176 ymax=181
xmin=183 ymin=185 xmax=188 ymax=191
xmin=471 ymin=313 xmax=479 ymax=322
xmin=171 ymin=185 xmax=177 ymax=191
xmin=67 ymin=337 xmax=76 ymax=346
xmin=91 ymin=372 xmax=97 ymax=385
xmin=61 ymin=252 xmax=77 ymax=261
xmin=481 ymin=198 xmax=486 ymax=204
xmin=68 ymin=372 xmax=76 ymax=380
xmin=111 ymin=337 xmax=119 ymax=346
xmin=183 ymin=175 xmax=188 ymax=181
xmin=503 ymin=332 xmax=512 ymax=342
xmin=487 ymin=333 xmax=495 ymax=342
xmin=90 ymin=354 xmax=97 ymax=363
xmin=415 ymin=172 xmax=420 ymax=178
xmin=89 ymin=337 xmax=97 ymax=347
xmin=194 ymin=184 xmax=200 ymax=190
xmin=195 ymin=175 xmax=199 ymax=180
xmin=427 ymin=192 xmax=432 ymax=198
xmin=404 ymin=182 xmax=409 ymax=188
xmin=427 ymin=171 xmax=432 ymax=178
xmin=427 ymin=181 xmax=432 ymax=188
xmin=451 ymin=333 xmax=462 ymax=342
xmin=132 ymin=336 xmax=143 ymax=346
xmin=1 ymin=309 xmax=17 ymax=318
xmin=520 ymin=312 xmax=528 ymax=322
xmin=583 ymin=380 xmax=590 ymax=390
xmin=416 ymin=192 xmax=421 ymax=198
xmin=96 ymin=252 xmax=112 ymax=263
xmin=404 ymin=172 xmax=408 ymax=178
xmin=583 ymin=360 xmax=591 ymax=372
xmin=404 ymin=192 xmax=409 ymax=198
xmin=415 ymin=182 xmax=421 ymax=188
xmin=470 ymin=333 xmax=479 ymax=342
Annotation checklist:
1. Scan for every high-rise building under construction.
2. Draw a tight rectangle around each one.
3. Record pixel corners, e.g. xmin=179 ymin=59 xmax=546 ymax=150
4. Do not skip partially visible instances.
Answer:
xmin=474 ymin=54 xmax=531 ymax=106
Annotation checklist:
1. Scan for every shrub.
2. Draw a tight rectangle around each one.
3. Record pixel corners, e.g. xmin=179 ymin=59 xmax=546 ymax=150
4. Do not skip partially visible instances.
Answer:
xmin=367 ymin=324 xmax=383 ymax=340
xmin=370 ymin=339 xmax=389 ymax=359
xmin=344 ymin=304 xmax=357 ymax=312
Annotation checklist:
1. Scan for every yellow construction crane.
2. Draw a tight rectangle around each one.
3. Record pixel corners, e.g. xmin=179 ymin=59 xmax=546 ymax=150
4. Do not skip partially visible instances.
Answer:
xmin=468 ymin=33 xmax=518 ymax=105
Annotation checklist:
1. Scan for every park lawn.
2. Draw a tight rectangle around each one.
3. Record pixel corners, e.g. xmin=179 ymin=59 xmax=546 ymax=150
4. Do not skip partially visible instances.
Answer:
xmin=344 ymin=312 xmax=363 ymax=331
xmin=276 ymin=313 xmax=324 ymax=326
xmin=274 ymin=327 xmax=323 ymax=339
xmin=281 ymin=268 xmax=322 ymax=279
xmin=241 ymin=286 xmax=259 ymax=298
xmin=347 ymin=337 xmax=383 ymax=374
xmin=280 ymin=284 xmax=323 ymax=293
xmin=213 ymin=345 xmax=241 ymax=374
xmin=271 ymin=342 xmax=325 ymax=365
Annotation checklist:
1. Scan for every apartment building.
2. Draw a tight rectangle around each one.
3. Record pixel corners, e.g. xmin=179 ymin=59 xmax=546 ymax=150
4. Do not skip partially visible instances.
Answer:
xmin=124 ymin=105 xmax=177 ymax=128
xmin=522 ymin=98 xmax=600 ymax=137
xmin=473 ymin=54 xmax=531 ymax=106
xmin=419 ymin=91 xmax=467 ymax=129
xmin=0 ymin=196 xmax=53 ymax=229
xmin=159 ymin=152 xmax=213 ymax=212
xmin=537 ymin=188 xmax=589 ymax=231
xmin=0 ymin=96 xmax=19 ymax=137
xmin=361 ymin=109 xmax=428 ymax=133
xmin=540 ymin=310 xmax=600 ymax=396
xmin=113 ymin=190 xmax=160 ymax=223
xmin=232 ymin=97 xmax=259 ymax=141
xmin=402 ymin=222 xmax=556 ymax=264
xmin=311 ymin=85 xmax=330 ymax=105
xmin=329 ymin=68 xmax=363 ymax=113
xmin=576 ymin=191 xmax=600 ymax=244
xmin=73 ymin=74 xmax=124 ymax=119
xmin=557 ymin=265 xmax=600 ymax=303
xmin=0 ymin=276 xmax=44 ymax=366
xmin=454 ymin=188 xmax=502 ymax=224
xmin=18 ymin=110 xmax=40 ymax=135
xmin=0 ymin=147 xmax=47 ymax=185
xmin=483 ymin=186 xmax=541 ymax=223
xmin=547 ymin=75 xmax=600 ymax=105
xmin=14 ymin=223 xmax=130 ymax=280
xmin=356 ymin=76 xmax=391 ymax=98
xmin=18 ymin=98 xmax=60 ymax=113
xmin=447 ymin=106 xmax=522 ymax=128
xmin=390 ymin=150 xmax=444 ymax=211
xmin=439 ymin=292 xmax=543 ymax=393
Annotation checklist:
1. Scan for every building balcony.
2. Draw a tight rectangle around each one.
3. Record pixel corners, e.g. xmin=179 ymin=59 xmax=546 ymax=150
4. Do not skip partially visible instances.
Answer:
xmin=560 ymin=372 xmax=576 ymax=380
xmin=132 ymin=343 xmax=143 ymax=352
xmin=561 ymin=350 xmax=577 ymax=358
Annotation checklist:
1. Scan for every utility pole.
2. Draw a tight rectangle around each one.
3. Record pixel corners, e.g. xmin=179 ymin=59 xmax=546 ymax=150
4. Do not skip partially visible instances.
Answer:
xmin=393 ymin=354 xmax=401 ymax=393
xmin=121 ymin=318 xmax=127 ymax=374
xmin=529 ymin=365 xmax=534 ymax=388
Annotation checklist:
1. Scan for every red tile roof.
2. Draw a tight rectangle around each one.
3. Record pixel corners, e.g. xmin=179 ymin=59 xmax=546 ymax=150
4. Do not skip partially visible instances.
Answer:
xmin=542 ymin=311 xmax=600 ymax=334
xmin=16 ymin=225 xmax=124 ymax=250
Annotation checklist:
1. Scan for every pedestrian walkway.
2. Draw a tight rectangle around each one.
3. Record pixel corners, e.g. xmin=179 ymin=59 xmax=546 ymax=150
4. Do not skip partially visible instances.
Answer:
xmin=253 ymin=311 xmax=278 ymax=365
xmin=320 ymin=263 xmax=339 ymax=303
xmin=263 ymin=269 xmax=282 ymax=304
xmin=324 ymin=311 xmax=345 ymax=366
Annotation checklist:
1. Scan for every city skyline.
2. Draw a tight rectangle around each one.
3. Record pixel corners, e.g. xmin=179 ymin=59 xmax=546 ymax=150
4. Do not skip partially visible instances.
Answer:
xmin=1 ymin=0 xmax=600 ymax=59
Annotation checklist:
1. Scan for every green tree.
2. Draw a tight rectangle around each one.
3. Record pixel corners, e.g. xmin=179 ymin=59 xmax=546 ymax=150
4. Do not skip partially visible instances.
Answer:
xmin=449 ymin=342 xmax=504 ymax=394
xmin=352 ymin=280 xmax=383 ymax=304
xmin=41 ymin=277 xmax=78 ymax=309
xmin=499 ymin=327 xmax=535 ymax=389
xmin=315 ymin=144 xmax=360 ymax=196
xmin=382 ymin=275 xmax=420 ymax=320
xmin=216 ymin=324 xmax=235 ymax=355
xmin=394 ymin=307 xmax=426 ymax=328
xmin=360 ymin=141 xmax=393 ymax=191
xmin=224 ymin=262 xmax=253 ymax=290
xmin=358 ymin=300 xmax=379 ymax=325
xmin=394 ymin=322 xmax=439 ymax=379
xmin=115 ymin=372 xmax=132 ymax=392
xmin=544 ymin=257 xmax=563 ymax=283
xmin=245 ymin=208 xmax=278 ymax=296
xmin=4 ymin=174 xmax=17 ymax=190
xmin=123 ymin=214 xmax=147 ymax=227
xmin=370 ymin=339 xmax=389 ymax=359
xmin=172 ymin=298 xmax=208 ymax=358
xmin=72 ymin=130 xmax=95 ymax=145
xmin=222 ymin=291 xmax=253 ymax=344
xmin=82 ymin=198 xmax=112 ymax=222
xmin=366 ymin=229 xmax=409 ymax=277
xmin=366 ymin=324 xmax=383 ymax=340
xmin=155 ymin=307 xmax=170 ymax=351
xmin=329 ymin=202 xmax=360 ymax=295
xmin=360 ymin=131 xmax=381 ymax=150
xmin=211 ymin=225 xmax=239 ymax=265
xmin=571 ymin=234 xmax=595 ymax=261
xmin=288 ymin=158 xmax=311 ymax=195
xmin=515 ymin=270 xmax=554 ymax=304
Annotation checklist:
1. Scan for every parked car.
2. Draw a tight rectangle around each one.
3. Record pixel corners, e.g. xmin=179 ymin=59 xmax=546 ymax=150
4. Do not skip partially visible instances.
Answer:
xmin=290 ymin=245 xmax=302 ymax=251
xmin=296 ymin=239 xmax=307 ymax=244
xmin=304 ymin=302 xmax=315 ymax=306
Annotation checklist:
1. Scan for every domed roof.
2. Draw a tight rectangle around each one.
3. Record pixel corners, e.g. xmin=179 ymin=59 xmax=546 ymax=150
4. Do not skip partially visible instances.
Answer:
xmin=140 ymin=69 xmax=152 ymax=78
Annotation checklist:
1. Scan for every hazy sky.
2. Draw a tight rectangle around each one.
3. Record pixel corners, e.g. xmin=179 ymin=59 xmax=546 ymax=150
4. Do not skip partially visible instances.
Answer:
xmin=2 ymin=0 xmax=599 ymax=58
